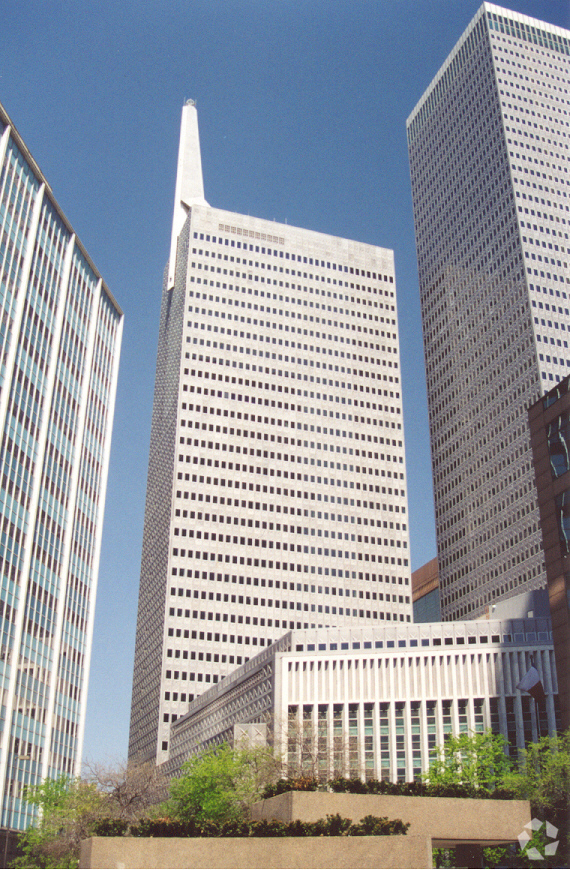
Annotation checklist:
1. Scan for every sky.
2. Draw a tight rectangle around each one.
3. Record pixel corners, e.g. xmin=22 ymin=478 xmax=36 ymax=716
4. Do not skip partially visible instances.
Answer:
xmin=2 ymin=0 xmax=569 ymax=766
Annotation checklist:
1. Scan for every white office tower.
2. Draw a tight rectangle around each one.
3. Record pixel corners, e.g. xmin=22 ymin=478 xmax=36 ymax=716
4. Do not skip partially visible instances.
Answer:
xmin=129 ymin=102 xmax=412 ymax=764
xmin=0 ymin=101 xmax=123 ymax=834
xmin=407 ymin=5 xmax=570 ymax=621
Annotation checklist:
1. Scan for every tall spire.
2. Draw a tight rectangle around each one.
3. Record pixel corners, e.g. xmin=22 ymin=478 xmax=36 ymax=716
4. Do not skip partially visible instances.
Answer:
xmin=168 ymin=100 xmax=208 ymax=289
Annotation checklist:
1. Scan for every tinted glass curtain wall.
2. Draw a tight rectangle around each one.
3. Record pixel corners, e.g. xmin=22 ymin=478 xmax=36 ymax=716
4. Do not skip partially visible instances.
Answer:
xmin=0 ymin=106 xmax=123 ymax=830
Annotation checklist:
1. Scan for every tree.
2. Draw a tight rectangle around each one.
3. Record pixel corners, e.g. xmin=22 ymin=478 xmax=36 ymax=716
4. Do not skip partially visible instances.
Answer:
xmin=168 ymin=741 xmax=283 ymax=823
xmin=422 ymin=729 xmax=513 ymax=792
xmin=277 ymin=711 xmax=349 ymax=782
xmin=12 ymin=776 xmax=106 ymax=869
xmin=11 ymin=760 xmax=166 ymax=869
xmin=424 ymin=728 xmax=570 ymax=869
xmin=82 ymin=758 xmax=167 ymax=821
xmin=502 ymin=730 xmax=570 ymax=868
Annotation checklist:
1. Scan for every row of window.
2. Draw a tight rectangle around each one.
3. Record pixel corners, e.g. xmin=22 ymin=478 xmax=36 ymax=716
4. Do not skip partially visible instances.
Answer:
xmin=169 ymin=585 xmax=407 ymax=604
xmin=173 ymin=511 xmax=405 ymax=531
xmin=179 ymin=436 xmax=401 ymax=461
xmin=166 ymin=544 xmax=408 ymax=577
xmin=166 ymin=570 xmax=409 ymax=588
xmin=186 ymin=330 xmax=394 ymax=362
xmin=189 ymin=346 xmax=400 ymax=374
xmin=194 ymin=231 xmax=395 ymax=286
xmin=186 ymin=302 xmax=394 ymax=341
xmin=185 ymin=360 xmax=399 ymax=385
xmin=188 ymin=291 xmax=394 ymax=316
xmin=176 ymin=456 xmax=401 ymax=482
xmin=173 ymin=471 xmax=405 ymax=498
xmin=179 ymin=413 xmax=402 ymax=446
xmin=171 ymin=529 xmax=405 ymax=549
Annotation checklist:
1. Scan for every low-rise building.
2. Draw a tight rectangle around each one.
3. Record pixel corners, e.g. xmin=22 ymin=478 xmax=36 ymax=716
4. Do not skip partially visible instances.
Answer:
xmin=166 ymin=618 xmax=558 ymax=782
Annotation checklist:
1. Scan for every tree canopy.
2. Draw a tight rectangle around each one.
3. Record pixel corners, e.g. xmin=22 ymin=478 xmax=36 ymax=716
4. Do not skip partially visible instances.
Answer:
xmin=168 ymin=740 xmax=282 ymax=823
xmin=422 ymin=729 xmax=512 ymax=792
xmin=425 ymin=728 xmax=570 ymax=868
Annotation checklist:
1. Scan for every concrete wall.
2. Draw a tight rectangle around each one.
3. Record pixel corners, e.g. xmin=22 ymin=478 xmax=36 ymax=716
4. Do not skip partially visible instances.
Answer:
xmin=80 ymin=835 xmax=431 ymax=869
xmin=251 ymin=792 xmax=531 ymax=847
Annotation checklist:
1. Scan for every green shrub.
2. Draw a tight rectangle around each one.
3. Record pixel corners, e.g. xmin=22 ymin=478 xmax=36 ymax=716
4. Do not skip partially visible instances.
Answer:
xmin=347 ymin=815 xmax=410 ymax=836
xmin=130 ymin=818 xmax=191 ymax=838
xmin=90 ymin=818 xmax=129 ymax=837
xmin=248 ymin=819 xmax=289 ymax=838
xmin=325 ymin=776 xmax=515 ymax=799
xmin=96 ymin=812 xmax=408 ymax=839
xmin=261 ymin=775 xmax=319 ymax=798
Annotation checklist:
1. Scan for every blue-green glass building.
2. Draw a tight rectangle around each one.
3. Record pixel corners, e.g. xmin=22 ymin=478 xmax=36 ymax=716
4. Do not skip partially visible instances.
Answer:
xmin=0 ymin=100 xmax=123 ymax=836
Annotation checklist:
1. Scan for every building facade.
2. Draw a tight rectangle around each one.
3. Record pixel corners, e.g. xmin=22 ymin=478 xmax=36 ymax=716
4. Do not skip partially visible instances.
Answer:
xmin=407 ymin=4 xmax=570 ymax=621
xmin=0 ymin=101 xmax=123 ymax=832
xmin=412 ymin=557 xmax=440 ymax=623
xmin=129 ymin=102 xmax=412 ymax=765
xmin=168 ymin=618 xmax=559 ymax=783
xmin=528 ymin=375 xmax=570 ymax=730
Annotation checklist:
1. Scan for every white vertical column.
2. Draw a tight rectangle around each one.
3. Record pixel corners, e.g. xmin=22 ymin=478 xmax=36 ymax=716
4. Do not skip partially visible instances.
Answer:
xmin=0 ymin=183 xmax=44 ymax=445
xmin=542 ymin=648 xmax=557 ymax=737
xmin=419 ymin=657 xmax=429 ymax=775
xmin=372 ymin=660 xmax=381 ymax=780
xmin=434 ymin=653 xmax=444 ymax=747
xmin=354 ymin=684 xmax=363 ymax=780
xmin=388 ymin=656 xmax=396 ymax=782
xmin=513 ymin=651 xmax=525 ymax=751
xmin=496 ymin=652 xmax=508 ymax=742
xmin=403 ymin=656 xmax=413 ymax=781
xmin=0 ymin=181 xmax=44 ymax=824
xmin=75 ymin=296 xmax=122 ymax=772
xmin=481 ymin=651 xmax=491 ymax=731
xmin=41 ymin=272 xmax=103 ymax=781
xmin=0 ymin=125 xmax=10 ymax=174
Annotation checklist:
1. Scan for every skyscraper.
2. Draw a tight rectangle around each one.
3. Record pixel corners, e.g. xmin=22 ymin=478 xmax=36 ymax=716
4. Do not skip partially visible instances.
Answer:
xmin=407 ymin=4 xmax=570 ymax=621
xmin=0 ymin=101 xmax=123 ymax=833
xmin=129 ymin=102 xmax=412 ymax=765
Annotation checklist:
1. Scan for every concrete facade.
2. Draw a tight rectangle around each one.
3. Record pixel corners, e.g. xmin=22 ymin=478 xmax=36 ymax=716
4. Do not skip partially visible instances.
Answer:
xmin=407 ymin=5 xmax=570 ymax=621
xmin=0 ymin=102 xmax=123 ymax=831
xmin=129 ymin=102 xmax=413 ymax=766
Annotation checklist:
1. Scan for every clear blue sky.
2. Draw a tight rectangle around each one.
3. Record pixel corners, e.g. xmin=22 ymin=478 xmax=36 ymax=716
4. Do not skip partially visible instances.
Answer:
xmin=2 ymin=0 xmax=568 ymax=765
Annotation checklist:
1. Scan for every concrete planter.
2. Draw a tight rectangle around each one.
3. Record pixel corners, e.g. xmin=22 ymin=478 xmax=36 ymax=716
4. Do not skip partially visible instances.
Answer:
xmin=80 ymin=793 xmax=532 ymax=869
xmin=80 ymin=834 xmax=431 ymax=869
xmin=252 ymin=791 xmax=531 ymax=848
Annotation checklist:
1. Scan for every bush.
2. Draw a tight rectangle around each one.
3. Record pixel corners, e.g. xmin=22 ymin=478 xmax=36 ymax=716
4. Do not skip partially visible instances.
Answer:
xmin=130 ymin=818 xmax=192 ymax=838
xmin=326 ymin=776 xmax=515 ymax=799
xmin=248 ymin=819 xmax=289 ymax=838
xmin=97 ymin=812 xmax=408 ymax=839
xmin=261 ymin=776 xmax=319 ymax=798
xmin=90 ymin=818 xmax=129 ymax=837
xmin=348 ymin=815 xmax=410 ymax=836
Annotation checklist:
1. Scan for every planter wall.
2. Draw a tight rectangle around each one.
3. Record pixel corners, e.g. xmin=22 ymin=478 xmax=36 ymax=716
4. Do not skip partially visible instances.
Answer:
xmin=252 ymin=792 xmax=531 ymax=847
xmin=80 ymin=834 xmax=431 ymax=869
